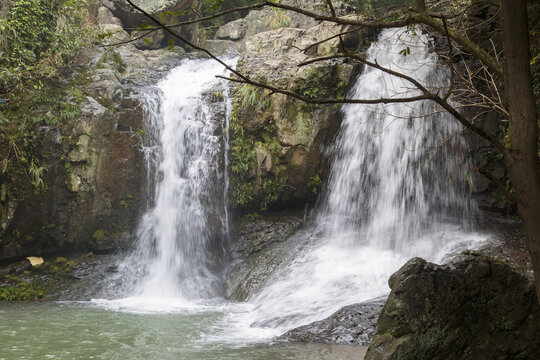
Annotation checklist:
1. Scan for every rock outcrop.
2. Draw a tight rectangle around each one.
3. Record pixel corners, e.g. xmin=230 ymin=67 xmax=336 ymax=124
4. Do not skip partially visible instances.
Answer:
xmin=99 ymin=0 xmax=198 ymax=50
xmin=0 ymin=32 xmax=188 ymax=259
xmin=365 ymin=251 xmax=540 ymax=360
xmin=225 ymin=213 xmax=305 ymax=300
xmin=221 ymin=7 xmax=371 ymax=211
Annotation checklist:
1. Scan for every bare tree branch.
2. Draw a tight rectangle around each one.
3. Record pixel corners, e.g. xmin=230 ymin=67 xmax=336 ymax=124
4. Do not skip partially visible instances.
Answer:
xmin=217 ymin=75 xmax=434 ymax=105
xmin=325 ymin=0 xmax=337 ymax=18
xmin=123 ymin=0 xmax=507 ymax=161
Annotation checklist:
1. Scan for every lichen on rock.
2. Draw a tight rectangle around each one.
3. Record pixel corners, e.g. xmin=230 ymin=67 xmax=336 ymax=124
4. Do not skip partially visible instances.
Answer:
xmin=365 ymin=251 xmax=540 ymax=360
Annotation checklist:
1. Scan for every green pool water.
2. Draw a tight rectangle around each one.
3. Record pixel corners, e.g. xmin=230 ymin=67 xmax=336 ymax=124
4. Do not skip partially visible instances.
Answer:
xmin=0 ymin=302 xmax=366 ymax=360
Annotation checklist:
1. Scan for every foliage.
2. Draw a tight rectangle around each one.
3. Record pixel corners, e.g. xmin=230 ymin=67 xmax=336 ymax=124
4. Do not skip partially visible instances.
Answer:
xmin=307 ymin=171 xmax=322 ymax=195
xmin=0 ymin=0 xmax=97 ymax=94
xmin=92 ymin=229 xmax=108 ymax=243
xmin=0 ymin=0 xmax=94 ymax=202
xmin=0 ymin=277 xmax=45 ymax=301
xmin=294 ymin=65 xmax=347 ymax=100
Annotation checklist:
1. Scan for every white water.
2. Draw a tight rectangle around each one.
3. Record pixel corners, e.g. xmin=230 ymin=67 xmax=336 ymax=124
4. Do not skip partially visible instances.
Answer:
xmin=219 ymin=27 xmax=488 ymax=338
xmin=95 ymin=29 xmax=488 ymax=345
xmin=113 ymin=58 xmax=235 ymax=301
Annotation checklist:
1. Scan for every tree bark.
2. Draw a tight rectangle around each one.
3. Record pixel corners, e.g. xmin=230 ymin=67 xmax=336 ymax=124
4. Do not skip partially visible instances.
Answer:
xmin=501 ymin=0 xmax=540 ymax=301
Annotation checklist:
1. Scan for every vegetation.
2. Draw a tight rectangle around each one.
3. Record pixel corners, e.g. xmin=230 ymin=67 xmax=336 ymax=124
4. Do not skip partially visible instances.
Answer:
xmin=0 ymin=0 xmax=96 ymax=94
xmin=0 ymin=256 xmax=77 ymax=301
xmin=0 ymin=0 xmax=95 ymax=204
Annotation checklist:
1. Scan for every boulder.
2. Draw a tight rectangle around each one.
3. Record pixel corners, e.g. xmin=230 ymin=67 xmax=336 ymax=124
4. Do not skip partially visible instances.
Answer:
xmin=132 ymin=29 xmax=167 ymax=50
xmin=97 ymin=6 xmax=122 ymax=26
xmin=365 ymin=251 xmax=540 ymax=360
xmin=278 ymin=298 xmax=386 ymax=346
xmin=97 ymin=24 xmax=130 ymax=46
xmin=216 ymin=19 xmax=246 ymax=41
xmin=103 ymin=0 xmax=198 ymax=50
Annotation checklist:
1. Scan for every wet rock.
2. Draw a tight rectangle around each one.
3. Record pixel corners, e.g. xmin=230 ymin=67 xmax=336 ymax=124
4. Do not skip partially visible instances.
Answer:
xmin=365 ymin=251 xmax=540 ymax=360
xmin=231 ymin=213 xmax=305 ymax=258
xmin=225 ymin=213 xmax=305 ymax=300
xmin=278 ymin=298 xmax=386 ymax=346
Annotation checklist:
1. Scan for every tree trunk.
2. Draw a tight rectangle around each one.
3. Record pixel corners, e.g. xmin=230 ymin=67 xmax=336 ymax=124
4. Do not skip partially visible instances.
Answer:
xmin=501 ymin=0 xmax=540 ymax=301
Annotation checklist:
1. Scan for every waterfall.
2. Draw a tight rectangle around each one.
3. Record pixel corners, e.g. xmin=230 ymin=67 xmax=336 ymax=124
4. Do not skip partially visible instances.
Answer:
xmin=318 ymin=27 xmax=474 ymax=250
xmin=230 ymin=28 xmax=486 ymax=336
xmin=95 ymin=29 xmax=486 ymax=343
xmin=118 ymin=58 xmax=235 ymax=300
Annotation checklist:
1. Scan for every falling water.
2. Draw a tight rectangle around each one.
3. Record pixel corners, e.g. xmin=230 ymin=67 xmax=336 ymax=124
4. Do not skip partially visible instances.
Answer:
xmin=117 ymin=58 xmax=235 ymax=301
xmin=94 ymin=29 xmax=487 ymax=344
xmin=225 ymin=28 xmax=487 ymax=338
xmin=319 ymin=27 xmax=474 ymax=250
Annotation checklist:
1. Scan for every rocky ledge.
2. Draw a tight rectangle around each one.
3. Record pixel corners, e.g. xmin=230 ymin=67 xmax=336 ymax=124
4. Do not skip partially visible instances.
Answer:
xmin=365 ymin=251 xmax=540 ymax=360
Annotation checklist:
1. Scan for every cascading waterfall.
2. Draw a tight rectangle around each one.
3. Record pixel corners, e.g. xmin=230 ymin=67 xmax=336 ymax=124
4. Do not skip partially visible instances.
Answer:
xmin=115 ymin=58 xmax=235 ymax=301
xmin=225 ymin=28 xmax=487 ymax=338
xmin=319 ymin=27 xmax=474 ymax=250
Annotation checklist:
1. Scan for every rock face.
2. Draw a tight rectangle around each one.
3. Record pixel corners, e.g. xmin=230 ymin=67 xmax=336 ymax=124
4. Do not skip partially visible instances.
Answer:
xmin=365 ymin=251 xmax=540 ymax=360
xmin=100 ymin=0 xmax=198 ymax=50
xmin=278 ymin=298 xmax=386 ymax=346
xmin=0 ymin=40 xmax=186 ymax=259
xmin=223 ymin=8 xmax=371 ymax=211
xmin=225 ymin=213 xmax=305 ymax=300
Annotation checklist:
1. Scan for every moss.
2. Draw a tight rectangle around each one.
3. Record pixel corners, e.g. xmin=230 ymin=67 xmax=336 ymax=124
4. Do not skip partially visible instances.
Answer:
xmin=294 ymin=65 xmax=345 ymax=99
xmin=307 ymin=170 xmax=322 ymax=195
xmin=92 ymin=229 xmax=107 ymax=243
xmin=96 ymin=49 xmax=126 ymax=73
xmin=0 ymin=279 xmax=46 ymax=301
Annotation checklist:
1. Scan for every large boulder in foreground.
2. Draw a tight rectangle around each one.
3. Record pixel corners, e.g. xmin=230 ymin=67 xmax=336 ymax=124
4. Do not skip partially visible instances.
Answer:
xmin=365 ymin=251 xmax=540 ymax=360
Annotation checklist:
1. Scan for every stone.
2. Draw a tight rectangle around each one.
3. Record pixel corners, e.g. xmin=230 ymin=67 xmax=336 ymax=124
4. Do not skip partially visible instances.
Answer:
xmin=132 ymin=29 xmax=166 ymax=50
xmin=225 ymin=213 xmax=305 ymax=300
xmin=103 ymin=0 xmax=198 ymax=50
xmin=203 ymin=40 xmax=242 ymax=56
xmin=97 ymin=6 xmax=122 ymax=26
xmin=97 ymin=24 xmax=130 ymax=46
xmin=26 ymin=257 xmax=44 ymax=266
xmin=278 ymin=298 xmax=386 ymax=345
xmin=365 ymin=251 xmax=540 ymax=360
xmin=216 ymin=19 xmax=246 ymax=41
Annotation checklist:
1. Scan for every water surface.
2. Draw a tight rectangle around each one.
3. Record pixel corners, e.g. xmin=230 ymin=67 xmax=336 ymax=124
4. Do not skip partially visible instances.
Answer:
xmin=0 ymin=302 xmax=366 ymax=360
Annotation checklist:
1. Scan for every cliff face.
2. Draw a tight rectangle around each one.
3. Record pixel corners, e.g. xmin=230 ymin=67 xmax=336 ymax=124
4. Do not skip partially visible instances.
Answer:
xmin=208 ymin=5 xmax=371 ymax=212
xmin=0 ymin=0 xmax=193 ymax=259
